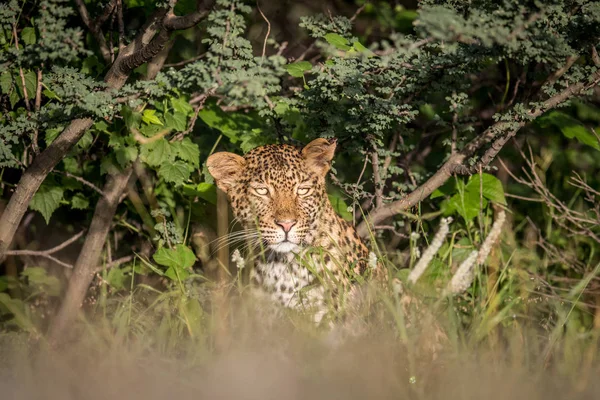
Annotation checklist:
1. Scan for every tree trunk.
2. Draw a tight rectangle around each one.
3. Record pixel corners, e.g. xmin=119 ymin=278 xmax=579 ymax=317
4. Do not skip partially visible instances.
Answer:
xmin=45 ymin=16 xmax=176 ymax=344
xmin=0 ymin=118 xmax=93 ymax=261
xmin=46 ymin=167 xmax=132 ymax=345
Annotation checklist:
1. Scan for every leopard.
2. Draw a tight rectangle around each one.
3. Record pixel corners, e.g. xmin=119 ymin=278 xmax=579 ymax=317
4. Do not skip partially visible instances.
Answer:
xmin=207 ymin=138 xmax=376 ymax=322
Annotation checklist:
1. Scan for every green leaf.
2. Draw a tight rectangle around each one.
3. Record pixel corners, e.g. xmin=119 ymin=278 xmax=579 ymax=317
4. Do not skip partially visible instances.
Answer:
xmin=171 ymin=97 xmax=194 ymax=115
xmin=430 ymin=180 xmax=456 ymax=199
xmin=153 ymin=244 xmax=196 ymax=281
xmin=9 ymin=90 xmax=19 ymax=108
xmin=466 ymin=173 xmax=507 ymax=205
xmin=115 ymin=145 xmax=138 ymax=168
xmin=94 ymin=120 xmax=110 ymax=133
xmin=164 ymin=112 xmax=188 ymax=131
xmin=159 ymin=160 xmax=190 ymax=184
xmin=183 ymin=182 xmax=217 ymax=204
xmin=351 ymin=41 xmax=375 ymax=56
xmin=15 ymin=70 xmax=37 ymax=100
xmin=328 ymin=194 xmax=353 ymax=221
xmin=30 ymin=179 xmax=64 ymax=224
xmin=239 ymin=129 xmax=269 ymax=153
xmin=122 ymin=106 xmax=142 ymax=130
xmin=451 ymin=238 xmax=475 ymax=263
xmin=539 ymin=111 xmax=600 ymax=151
xmin=45 ymin=127 xmax=63 ymax=146
xmin=165 ymin=266 xmax=189 ymax=281
xmin=283 ymin=61 xmax=312 ymax=78
xmin=71 ymin=193 xmax=90 ymax=210
xmin=0 ymin=72 xmax=12 ymax=94
xmin=142 ymin=109 xmax=164 ymax=125
xmin=62 ymin=157 xmax=80 ymax=174
xmin=173 ymin=137 xmax=199 ymax=167
xmin=324 ymin=33 xmax=351 ymax=51
xmin=575 ymin=101 xmax=600 ymax=123
xmin=21 ymin=27 xmax=36 ymax=45
xmin=22 ymin=267 xmax=61 ymax=297
xmin=107 ymin=266 xmax=129 ymax=291
xmin=138 ymin=123 xmax=166 ymax=138
xmin=0 ymin=293 xmax=36 ymax=332
xmin=43 ymin=88 xmax=59 ymax=100
xmin=81 ymin=55 xmax=102 ymax=75
xmin=445 ymin=185 xmax=487 ymax=222
xmin=140 ymin=138 xmax=172 ymax=167
xmin=76 ymin=131 xmax=94 ymax=150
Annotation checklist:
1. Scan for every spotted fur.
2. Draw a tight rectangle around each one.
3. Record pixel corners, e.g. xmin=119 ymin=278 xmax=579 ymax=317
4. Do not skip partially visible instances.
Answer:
xmin=207 ymin=138 xmax=371 ymax=320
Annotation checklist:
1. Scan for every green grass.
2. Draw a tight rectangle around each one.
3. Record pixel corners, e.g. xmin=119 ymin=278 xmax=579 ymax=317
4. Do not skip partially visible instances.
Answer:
xmin=1 ymin=206 xmax=600 ymax=399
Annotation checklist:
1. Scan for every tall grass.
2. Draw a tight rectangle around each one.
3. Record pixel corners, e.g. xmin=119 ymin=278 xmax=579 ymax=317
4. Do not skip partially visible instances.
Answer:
xmin=2 ymin=204 xmax=600 ymax=399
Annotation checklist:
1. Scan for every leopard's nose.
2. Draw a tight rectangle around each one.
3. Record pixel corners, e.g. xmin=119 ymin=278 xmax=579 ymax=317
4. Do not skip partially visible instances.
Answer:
xmin=275 ymin=219 xmax=297 ymax=233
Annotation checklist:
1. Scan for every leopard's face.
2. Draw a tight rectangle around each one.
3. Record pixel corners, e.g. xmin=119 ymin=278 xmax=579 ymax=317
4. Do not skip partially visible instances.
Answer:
xmin=207 ymin=139 xmax=336 ymax=253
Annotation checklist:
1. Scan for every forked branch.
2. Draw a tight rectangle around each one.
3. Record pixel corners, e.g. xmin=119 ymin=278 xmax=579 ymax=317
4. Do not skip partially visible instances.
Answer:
xmin=356 ymin=65 xmax=600 ymax=238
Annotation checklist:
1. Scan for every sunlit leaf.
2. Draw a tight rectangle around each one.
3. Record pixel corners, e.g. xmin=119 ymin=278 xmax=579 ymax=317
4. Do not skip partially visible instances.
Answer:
xmin=324 ymin=33 xmax=351 ymax=51
xmin=283 ymin=61 xmax=312 ymax=78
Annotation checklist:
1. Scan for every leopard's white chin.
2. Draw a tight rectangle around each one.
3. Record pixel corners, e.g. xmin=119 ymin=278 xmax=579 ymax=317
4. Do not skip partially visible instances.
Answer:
xmin=269 ymin=242 xmax=301 ymax=253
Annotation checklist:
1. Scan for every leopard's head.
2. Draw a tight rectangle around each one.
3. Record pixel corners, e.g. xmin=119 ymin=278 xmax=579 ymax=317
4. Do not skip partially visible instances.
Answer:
xmin=207 ymin=138 xmax=337 ymax=253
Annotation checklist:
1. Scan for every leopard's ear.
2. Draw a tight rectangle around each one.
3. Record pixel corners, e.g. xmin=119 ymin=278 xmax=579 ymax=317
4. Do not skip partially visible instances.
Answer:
xmin=302 ymin=138 xmax=337 ymax=177
xmin=207 ymin=152 xmax=245 ymax=193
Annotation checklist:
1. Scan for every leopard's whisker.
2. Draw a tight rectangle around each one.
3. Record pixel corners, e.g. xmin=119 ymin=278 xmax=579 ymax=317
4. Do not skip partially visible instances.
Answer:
xmin=209 ymin=229 xmax=259 ymax=246
xmin=212 ymin=233 xmax=262 ymax=254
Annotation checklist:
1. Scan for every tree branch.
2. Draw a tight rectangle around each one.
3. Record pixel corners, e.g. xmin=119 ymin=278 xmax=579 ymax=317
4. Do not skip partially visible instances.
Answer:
xmin=544 ymin=54 xmax=579 ymax=88
xmin=356 ymin=66 xmax=600 ymax=238
xmin=73 ymin=0 xmax=114 ymax=64
xmin=0 ymin=118 xmax=94 ymax=261
xmin=0 ymin=1 xmax=213 ymax=262
xmin=371 ymin=150 xmax=383 ymax=209
xmin=12 ymin=25 xmax=31 ymax=112
xmin=5 ymin=230 xmax=85 ymax=269
xmin=163 ymin=0 xmax=215 ymax=31
xmin=93 ymin=0 xmax=117 ymax=29
xmin=116 ymin=0 xmax=125 ymax=51
xmin=256 ymin=1 xmax=270 ymax=60
xmin=592 ymin=46 xmax=600 ymax=67
xmin=47 ymin=167 xmax=132 ymax=345
xmin=55 ymin=171 xmax=105 ymax=196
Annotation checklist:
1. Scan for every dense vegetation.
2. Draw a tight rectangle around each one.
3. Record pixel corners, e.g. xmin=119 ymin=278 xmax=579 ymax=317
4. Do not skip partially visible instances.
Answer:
xmin=1 ymin=0 xmax=600 ymax=396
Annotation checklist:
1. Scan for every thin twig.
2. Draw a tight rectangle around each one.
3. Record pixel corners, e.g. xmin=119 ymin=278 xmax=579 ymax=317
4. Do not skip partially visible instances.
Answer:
xmin=349 ymin=4 xmax=366 ymax=22
xmin=296 ymin=42 xmax=315 ymax=62
xmin=116 ymin=0 xmax=125 ymax=51
xmin=73 ymin=0 xmax=114 ymax=63
xmin=132 ymin=127 xmax=172 ymax=144
xmin=276 ymin=41 xmax=288 ymax=56
xmin=55 ymin=171 xmax=105 ymax=196
xmin=12 ymin=25 xmax=31 ymax=112
xmin=6 ymin=230 xmax=86 ymax=269
xmin=545 ymin=54 xmax=579 ymax=88
xmin=374 ymin=225 xmax=408 ymax=238
xmin=92 ymin=0 xmax=117 ymax=29
xmin=382 ymin=132 xmax=399 ymax=173
xmin=35 ymin=68 xmax=43 ymax=111
xmin=451 ymin=111 xmax=458 ymax=155
xmin=357 ymin=62 xmax=600 ymax=237
xmin=408 ymin=37 xmax=433 ymax=50
xmin=94 ymin=255 xmax=134 ymax=272
xmin=31 ymin=67 xmax=43 ymax=155
xmin=172 ymin=87 xmax=216 ymax=141
xmin=507 ymin=11 xmax=542 ymax=41
xmin=371 ymin=150 xmax=383 ymax=209
xmin=256 ymin=1 xmax=270 ymax=60
xmin=592 ymin=46 xmax=600 ymax=67
xmin=164 ymin=52 xmax=206 ymax=67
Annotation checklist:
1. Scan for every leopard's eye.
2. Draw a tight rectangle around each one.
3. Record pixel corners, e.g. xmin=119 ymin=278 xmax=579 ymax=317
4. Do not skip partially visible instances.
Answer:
xmin=297 ymin=187 xmax=311 ymax=196
xmin=254 ymin=187 xmax=268 ymax=196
